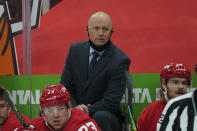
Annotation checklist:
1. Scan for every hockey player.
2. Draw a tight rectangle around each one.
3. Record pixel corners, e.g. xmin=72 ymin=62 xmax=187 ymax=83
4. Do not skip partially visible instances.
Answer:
xmin=138 ymin=63 xmax=191 ymax=131
xmin=30 ymin=84 xmax=100 ymax=131
xmin=157 ymin=64 xmax=197 ymax=131
xmin=0 ymin=86 xmax=30 ymax=131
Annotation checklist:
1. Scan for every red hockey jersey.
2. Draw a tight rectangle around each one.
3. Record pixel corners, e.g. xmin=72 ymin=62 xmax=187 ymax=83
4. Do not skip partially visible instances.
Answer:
xmin=30 ymin=108 xmax=100 ymax=131
xmin=1 ymin=111 xmax=30 ymax=131
xmin=138 ymin=100 xmax=167 ymax=131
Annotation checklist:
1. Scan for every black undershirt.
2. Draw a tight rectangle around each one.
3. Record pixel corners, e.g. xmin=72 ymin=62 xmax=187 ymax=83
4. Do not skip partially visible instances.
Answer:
xmin=89 ymin=40 xmax=111 ymax=52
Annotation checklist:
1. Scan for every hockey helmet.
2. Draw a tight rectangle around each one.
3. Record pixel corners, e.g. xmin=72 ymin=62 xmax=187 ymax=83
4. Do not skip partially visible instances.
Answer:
xmin=40 ymin=84 xmax=70 ymax=107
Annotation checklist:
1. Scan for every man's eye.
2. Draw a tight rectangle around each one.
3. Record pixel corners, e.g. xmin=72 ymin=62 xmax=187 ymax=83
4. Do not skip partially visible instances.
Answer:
xmin=58 ymin=107 xmax=65 ymax=111
xmin=173 ymin=80 xmax=179 ymax=84
xmin=0 ymin=103 xmax=7 ymax=108
xmin=182 ymin=81 xmax=188 ymax=85
xmin=48 ymin=109 xmax=53 ymax=112
xmin=93 ymin=27 xmax=99 ymax=30
xmin=102 ymin=27 xmax=108 ymax=31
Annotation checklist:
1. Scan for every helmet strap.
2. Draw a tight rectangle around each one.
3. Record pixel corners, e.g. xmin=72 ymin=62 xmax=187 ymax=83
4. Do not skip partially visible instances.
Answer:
xmin=162 ymin=80 xmax=169 ymax=101
xmin=44 ymin=116 xmax=55 ymax=131
xmin=42 ymin=107 xmax=55 ymax=131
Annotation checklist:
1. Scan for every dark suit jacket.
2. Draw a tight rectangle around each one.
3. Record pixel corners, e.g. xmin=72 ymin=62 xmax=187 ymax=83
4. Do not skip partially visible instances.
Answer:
xmin=61 ymin=41 xmax=130 ymax=117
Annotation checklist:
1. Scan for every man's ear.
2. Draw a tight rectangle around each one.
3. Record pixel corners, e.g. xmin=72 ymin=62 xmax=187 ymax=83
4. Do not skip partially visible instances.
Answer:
xmin=86 ymin=26 xmax=90 ymax=36
xmin=40 ymin=107 xmax=45 ymax=116
xmin=7 ymin=105 xmax=11 ymax=112
xmin=86 ymin=26 xmax=89 ymax=32
xmin=111 ymin=28 xmax=114 ymax=35
xmin=109 ymin=28 xmax=114 ymax=37
xmin=66 ymin=102 xmax=72 ymax=109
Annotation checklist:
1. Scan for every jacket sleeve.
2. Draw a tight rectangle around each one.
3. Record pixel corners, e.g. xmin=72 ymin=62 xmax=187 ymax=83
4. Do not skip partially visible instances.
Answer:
xmin=60 ymin=45 xmax=78 ymax=106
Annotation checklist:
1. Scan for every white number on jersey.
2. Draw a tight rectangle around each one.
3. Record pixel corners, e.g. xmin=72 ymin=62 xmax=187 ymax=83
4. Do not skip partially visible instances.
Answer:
xmin=78 ymin=122 xmax=98 ymax=131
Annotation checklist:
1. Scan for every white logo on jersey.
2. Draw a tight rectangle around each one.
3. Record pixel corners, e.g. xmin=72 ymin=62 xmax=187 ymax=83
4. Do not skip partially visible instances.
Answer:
xmin=78 ymin=122 xmax=98 ymax=131
xmin=48 ymin=90 xmax=54 ymax=95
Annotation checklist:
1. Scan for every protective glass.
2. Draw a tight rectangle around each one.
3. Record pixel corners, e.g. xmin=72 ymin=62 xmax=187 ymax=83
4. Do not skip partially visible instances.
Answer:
xmin=42 ymin=104 xmax=67 ymax=114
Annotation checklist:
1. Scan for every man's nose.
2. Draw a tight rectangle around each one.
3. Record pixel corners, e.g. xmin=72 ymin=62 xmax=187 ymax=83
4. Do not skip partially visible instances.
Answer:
xmin=98 ymin=29 xmax=104 ymax=35
xmin=178 ymin=83 xmax=185 ymax=88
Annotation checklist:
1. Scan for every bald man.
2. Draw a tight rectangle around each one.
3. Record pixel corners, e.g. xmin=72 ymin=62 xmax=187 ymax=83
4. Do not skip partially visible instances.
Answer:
xmin=61 ymin=11 xmax=130 ymax=131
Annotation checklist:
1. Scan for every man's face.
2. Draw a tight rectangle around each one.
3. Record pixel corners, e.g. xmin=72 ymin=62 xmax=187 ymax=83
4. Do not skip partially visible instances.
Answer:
xmin=167 ymin=78 xmax=188 ymax=99
xmin=43 ymin=104 xmax=70 ymax=130
xmin=0 ymin=100 xmax=10 ymax=126
xmin=88 ymin=15 xmax=112 ymax=46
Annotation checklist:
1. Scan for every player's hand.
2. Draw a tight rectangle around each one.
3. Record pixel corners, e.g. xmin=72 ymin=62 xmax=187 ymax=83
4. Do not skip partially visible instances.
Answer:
xmin=14 ymin=125 xmax=36 ymax=131
xmin=76 ymin=104 xmax=89 ymax=114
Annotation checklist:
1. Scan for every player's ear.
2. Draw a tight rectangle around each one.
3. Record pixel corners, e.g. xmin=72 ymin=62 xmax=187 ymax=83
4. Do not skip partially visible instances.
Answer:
xmin=6 ymin=103 xmax=11 ymax=111
xmin=40 ymin=107 xmax=45 ymax=116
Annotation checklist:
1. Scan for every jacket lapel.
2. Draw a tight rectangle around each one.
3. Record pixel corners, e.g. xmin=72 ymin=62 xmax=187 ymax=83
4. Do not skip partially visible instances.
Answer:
xmin=85 ymin=43 xmax=114 ymax=89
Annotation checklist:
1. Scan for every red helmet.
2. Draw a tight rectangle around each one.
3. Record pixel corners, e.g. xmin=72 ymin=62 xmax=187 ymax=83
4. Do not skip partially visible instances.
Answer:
xmin=160 ymin=63 xmax=191 ymax=82
xmin=40 ymin=84 xmax=70 ymax=107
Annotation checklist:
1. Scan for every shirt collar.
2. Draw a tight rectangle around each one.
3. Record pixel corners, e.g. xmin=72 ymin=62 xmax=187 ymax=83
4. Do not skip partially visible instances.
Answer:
xmin=89 ymin=46 xmax=105 ymax=56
